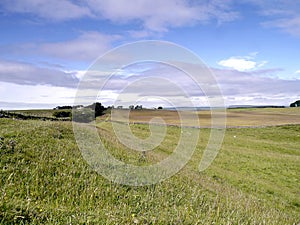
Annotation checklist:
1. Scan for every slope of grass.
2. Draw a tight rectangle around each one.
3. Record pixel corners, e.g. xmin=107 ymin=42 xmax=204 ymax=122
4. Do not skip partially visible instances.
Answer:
xmin=1 ymin=118 xmax=299 ymax=224
xmin=10 ymin=109 xmax=58 ymax=118
xmin=9 ymin=109 xmax=72 ymax=120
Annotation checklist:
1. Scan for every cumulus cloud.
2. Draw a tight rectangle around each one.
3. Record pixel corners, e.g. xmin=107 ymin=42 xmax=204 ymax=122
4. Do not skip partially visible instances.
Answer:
xmin=218 ymin=54 xmax=268 ymax=71
xmin=218 ymin=57 xmax=257 ymax=71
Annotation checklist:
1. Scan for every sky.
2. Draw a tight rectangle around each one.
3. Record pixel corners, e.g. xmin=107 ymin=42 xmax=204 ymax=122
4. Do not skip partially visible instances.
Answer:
xmin=0 ymin=0 xmax=300 ymax=109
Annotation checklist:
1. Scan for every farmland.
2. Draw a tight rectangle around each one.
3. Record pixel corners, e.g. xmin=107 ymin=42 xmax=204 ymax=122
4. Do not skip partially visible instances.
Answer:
xmin=105 ymin=107 xmax=300 ymax=127
xmin=0 ymin=108 xmax=299 ymax=224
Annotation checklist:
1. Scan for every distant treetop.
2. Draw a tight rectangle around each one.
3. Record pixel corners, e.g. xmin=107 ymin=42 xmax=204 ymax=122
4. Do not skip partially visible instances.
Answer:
xmin=290 ymin=100 xmax=300 ymax=107
xmin=53 ymin=105 xmax=72 ymax=110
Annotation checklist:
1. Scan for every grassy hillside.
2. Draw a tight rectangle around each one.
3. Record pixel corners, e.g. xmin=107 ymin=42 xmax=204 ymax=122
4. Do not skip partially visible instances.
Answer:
xmin=10 ymin=109 xmax=57 ymax=118
xmin=10 ymin=109 xmax=71 ymax=118
xmin=1 ymin=114 xmax=299 ymax=224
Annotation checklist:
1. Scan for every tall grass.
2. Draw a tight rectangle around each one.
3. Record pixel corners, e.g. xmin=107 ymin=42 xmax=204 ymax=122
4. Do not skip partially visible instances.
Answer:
xmin=0 ymin=118 xmax=299 ymax=224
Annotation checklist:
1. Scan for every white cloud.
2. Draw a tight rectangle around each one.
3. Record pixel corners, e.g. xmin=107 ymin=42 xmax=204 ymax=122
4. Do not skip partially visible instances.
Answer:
xmin=295 ymin=70 xmax=300 ymax=75
xmin=0 ymin=81 xmax=76 ymax=110
xmin=39 ymin=31 xmax=120 ymax=61
xmin=0 ymin=60 xmax=298 ymax=108
xmin=257 ymin=61 xmax=268 ymax=68
xmin=218 ymin=53 xmax=268 ymax=72
xmin=74 ymin=61 xmax=299 ymax=107
xmin=0 ymin=59 xmax=79 ymax=87
xmin=212 ymin=67 xmax=300 ymax=106
xmin=218 ymin=57 xmax=257 ymax=71
xmin=3 ymin=0 xmax=300 ymax=37
xmin=0 ymin=0 xmax=92 ymax=21
xmin=88 ymin=0 xmax=239 ymax=32
xmin=0 ymin=31 xmax=120 ymax=62
xmin=244 ymin=0 xmax=300 ymax=36
xmin=262 ymin=16 xmax=300 ymax=36
xmin=0 ymin=0 xmax=239 ymax=32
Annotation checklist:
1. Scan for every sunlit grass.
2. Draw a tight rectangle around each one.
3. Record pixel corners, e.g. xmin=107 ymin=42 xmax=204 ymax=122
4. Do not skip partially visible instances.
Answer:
xmin=1 ymin=108 xmax=300 ymax=224
xmin=103 ymin=107 xmax=300 ymax=128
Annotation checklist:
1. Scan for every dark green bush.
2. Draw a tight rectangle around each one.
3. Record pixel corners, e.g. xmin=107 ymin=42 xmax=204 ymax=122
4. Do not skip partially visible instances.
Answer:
xmin=72 ymin=108 xmax=94 ymax=123
xmin=53 ymin=111 xmax=71 ymax=118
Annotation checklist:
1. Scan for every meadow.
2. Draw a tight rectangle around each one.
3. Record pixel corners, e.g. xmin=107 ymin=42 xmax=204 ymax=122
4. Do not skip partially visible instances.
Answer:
xmin=0 ymin=108 xmax=299 ymax=224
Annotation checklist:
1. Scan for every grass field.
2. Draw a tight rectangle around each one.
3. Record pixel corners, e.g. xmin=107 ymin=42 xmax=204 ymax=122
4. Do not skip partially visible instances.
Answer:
xmin=105 ymin=107 xmax=300 ymax=127
xmin=1 ymin=108 xmax=300 ymax=224
xmin=10 ymin=109 xmax=71 ymax=118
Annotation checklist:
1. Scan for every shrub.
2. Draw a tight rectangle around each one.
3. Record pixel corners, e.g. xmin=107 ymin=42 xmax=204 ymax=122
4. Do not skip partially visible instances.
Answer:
xmin=53 ymin=111 xmax=71 ymax=118
xmin=72 ymin=108 xmax=94 ymax=123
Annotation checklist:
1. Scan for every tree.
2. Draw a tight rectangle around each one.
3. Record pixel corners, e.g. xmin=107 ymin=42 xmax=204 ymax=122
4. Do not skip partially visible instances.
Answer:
xmin=53 ymin=105 xmax=72 ymax=110
xmin=290 ymin=100 xmax=300 ymax=107
xmin=158 ymin=106 xmax=163 ymax=110
xmin=134 ymin=105 xmax=142 ymax=110
xmin=72 ymin=102 xmax=106 ymax=122
xmin=86 ymin=102 xmax=106 ymax=117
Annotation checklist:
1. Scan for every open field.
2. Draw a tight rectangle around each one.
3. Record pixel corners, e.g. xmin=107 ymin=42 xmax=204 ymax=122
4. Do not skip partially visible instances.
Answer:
xmin=104 ymin=107 xmax=300 ymax=127
xmin=1 ymin=108 xmax=300 ymax=224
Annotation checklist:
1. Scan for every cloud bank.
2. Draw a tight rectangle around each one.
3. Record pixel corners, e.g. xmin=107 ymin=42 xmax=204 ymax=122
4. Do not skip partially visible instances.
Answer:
xmin=0 ymin=59 xmax=298 ymax=108
xmin=0 ymin=60 xmax=79 ymax=87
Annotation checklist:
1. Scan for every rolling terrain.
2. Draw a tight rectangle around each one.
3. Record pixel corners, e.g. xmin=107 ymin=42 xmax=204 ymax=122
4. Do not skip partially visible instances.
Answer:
xmin=0 ymin=108 xmax=299 ymax=224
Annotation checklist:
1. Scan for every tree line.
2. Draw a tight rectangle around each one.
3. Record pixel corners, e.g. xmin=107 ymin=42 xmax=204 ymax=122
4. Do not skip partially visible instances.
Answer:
xmin=53 ymin=102 xmax=106 ymax=122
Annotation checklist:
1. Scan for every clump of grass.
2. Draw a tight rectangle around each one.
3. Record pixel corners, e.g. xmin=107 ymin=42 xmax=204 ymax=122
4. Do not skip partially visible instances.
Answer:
xmin=0 ymin=136 xmax=16 ymax=154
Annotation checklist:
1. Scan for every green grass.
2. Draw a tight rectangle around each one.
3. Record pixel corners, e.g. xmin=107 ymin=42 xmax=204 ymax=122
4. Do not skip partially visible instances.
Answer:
xmin=10 ymin=109 xmax=71 ymax=118
xmin=0 ymin=117 xmax=299 ymax=224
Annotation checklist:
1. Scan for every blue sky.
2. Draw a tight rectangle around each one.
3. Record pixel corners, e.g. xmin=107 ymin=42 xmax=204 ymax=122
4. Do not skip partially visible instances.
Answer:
xmin=0 ymin=0 xmax=299 ymax=109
